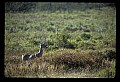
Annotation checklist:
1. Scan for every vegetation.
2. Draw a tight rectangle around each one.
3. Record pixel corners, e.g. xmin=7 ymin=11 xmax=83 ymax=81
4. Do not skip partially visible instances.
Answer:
xmin=5 ymin=2 xmax=116 ymax=78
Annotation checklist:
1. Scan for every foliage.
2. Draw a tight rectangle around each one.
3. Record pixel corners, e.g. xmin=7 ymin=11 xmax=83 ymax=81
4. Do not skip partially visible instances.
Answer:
xmin=95 ymin=64 xmax=116 ymax=78
xmin=5 ymin=2 xmax=37 ymax=13
xmin=80 ymin=32 xmax=91 ymax=40
xmin=5 ymin=2 xmax=115 ymax=13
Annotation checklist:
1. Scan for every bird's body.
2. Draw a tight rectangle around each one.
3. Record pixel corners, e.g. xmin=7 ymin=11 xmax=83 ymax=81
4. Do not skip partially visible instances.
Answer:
xmin=22 ymin=54 xmax=31 ymax=61
xmin=22 ymin=43 xmax=47 ymax=61
xmin=29 ymin=54 xmax=36 ymax=59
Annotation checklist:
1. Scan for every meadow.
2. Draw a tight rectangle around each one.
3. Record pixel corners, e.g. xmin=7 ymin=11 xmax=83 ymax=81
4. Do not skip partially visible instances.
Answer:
xmin=5 ymin=7 xmax=116 ymax=78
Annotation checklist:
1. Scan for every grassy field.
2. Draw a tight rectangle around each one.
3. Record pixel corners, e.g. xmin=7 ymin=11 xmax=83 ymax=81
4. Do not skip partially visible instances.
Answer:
xmin=5 ymin=7 xmax=116 ymax=78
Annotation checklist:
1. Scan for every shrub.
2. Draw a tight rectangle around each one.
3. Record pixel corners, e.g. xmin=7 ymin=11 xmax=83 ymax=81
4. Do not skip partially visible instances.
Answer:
xmin=46 ymin=38 xmax=54 ymax=45
xmin=55 ymin=31 xmax=71 ymax=48
xmin=81 ymin=32 xmax=91 ymax=40
xmin=47 ymin=27 xmax=56 ymax=32
xmin=102 ymin=48 xmax=116 ymax=61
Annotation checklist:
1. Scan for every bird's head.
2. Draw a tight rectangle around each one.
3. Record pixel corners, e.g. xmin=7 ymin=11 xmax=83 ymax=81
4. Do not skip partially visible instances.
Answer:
xmin=40 ymin=43 xmax=48 ymax=49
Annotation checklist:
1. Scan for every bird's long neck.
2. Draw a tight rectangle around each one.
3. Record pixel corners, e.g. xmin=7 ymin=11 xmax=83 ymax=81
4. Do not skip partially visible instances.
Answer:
xmin=39 ymin=46 xmax=43 ymax=55
xmin=36 ymin=45 xmax=43 ymax=57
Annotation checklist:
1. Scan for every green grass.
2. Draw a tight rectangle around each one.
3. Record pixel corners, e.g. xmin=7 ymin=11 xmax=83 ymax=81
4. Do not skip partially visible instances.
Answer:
xmin=5 ymin=7 xmax=116 ymax=78
xmin=95 ymin=61 xmax=116 ymax=78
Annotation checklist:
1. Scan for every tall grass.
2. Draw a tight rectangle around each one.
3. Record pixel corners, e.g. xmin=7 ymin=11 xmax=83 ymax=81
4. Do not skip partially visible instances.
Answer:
xmin=4 ymin=48 xmax=116 ymax=78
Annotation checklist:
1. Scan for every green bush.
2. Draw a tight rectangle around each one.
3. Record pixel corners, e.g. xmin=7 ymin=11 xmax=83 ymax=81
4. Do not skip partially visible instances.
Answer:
xmin=47 ymin=27 xmax=56 ymax=32
xmin=55 ymin=31 xmax=71 ymax=48
xmin=102 ymin=48 xmax=116 ymax=61
xmin=46 ymin=38 xmax=54 ymax=45
xmin=77 ymin=40 xmax=95 ymax=50
xmin=81 ymin=32 xmax=91 ymax=40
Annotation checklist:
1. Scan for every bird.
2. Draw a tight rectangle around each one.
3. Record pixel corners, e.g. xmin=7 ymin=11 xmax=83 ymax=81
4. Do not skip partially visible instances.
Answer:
xmin=22 ymin=53 xmax=31 ymax=61
xmin=36 ymin=43 xmax=47 ymax=57
xmin=22 ymin=43 xmax=48 ymax=61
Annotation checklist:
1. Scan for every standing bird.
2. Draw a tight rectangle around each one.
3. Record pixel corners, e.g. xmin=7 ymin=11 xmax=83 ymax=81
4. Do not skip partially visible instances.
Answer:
xmin=36 ymin=43 xmax=47 ymax=57
xmin=22 ymin=43 xmax=48 ymax=61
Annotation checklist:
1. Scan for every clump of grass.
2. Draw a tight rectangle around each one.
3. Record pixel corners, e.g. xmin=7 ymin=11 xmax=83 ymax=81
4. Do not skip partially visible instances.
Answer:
xmin=95 ymin=65 xmax=116 ymax=78
xmin=51 ymin=49 xmax=110 ymax=73
xmin=101 ymin=48 xmax=116 ymax=61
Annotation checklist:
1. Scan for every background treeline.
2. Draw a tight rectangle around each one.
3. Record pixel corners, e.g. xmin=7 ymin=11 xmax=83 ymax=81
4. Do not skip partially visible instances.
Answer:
xmin=5 ymin=2 xmax=116 ymax=13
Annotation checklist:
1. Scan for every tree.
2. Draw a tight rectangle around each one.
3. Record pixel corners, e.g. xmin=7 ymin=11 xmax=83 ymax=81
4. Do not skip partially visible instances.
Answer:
xmin=5 ymin=2 xmax=37 ymax=12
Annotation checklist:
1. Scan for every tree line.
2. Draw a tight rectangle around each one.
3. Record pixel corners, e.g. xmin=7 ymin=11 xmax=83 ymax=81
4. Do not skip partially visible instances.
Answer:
xmin=5 ymin=2 xmax=116 ymax=13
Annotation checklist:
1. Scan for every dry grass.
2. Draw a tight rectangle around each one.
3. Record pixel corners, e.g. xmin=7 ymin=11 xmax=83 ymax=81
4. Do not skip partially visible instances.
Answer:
xmin=4 ymin=48 xmax=116 ymax=78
